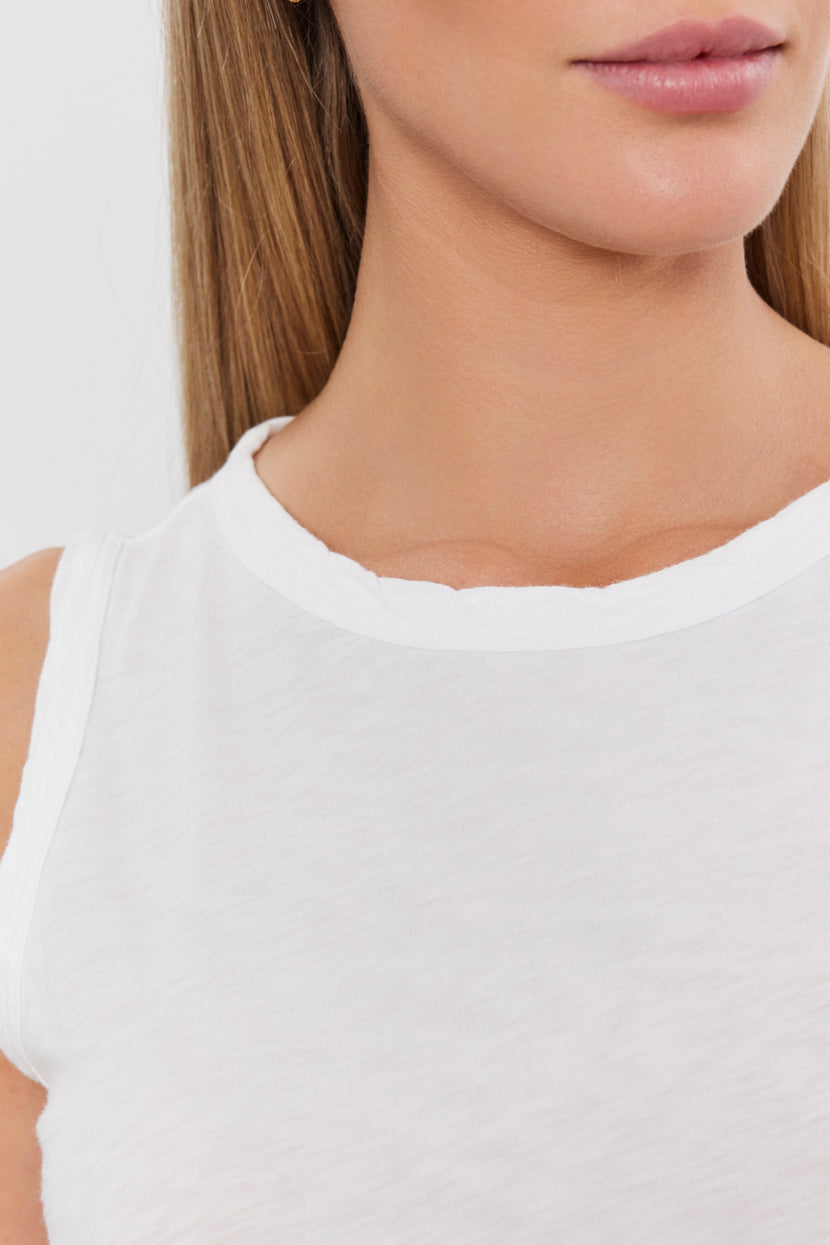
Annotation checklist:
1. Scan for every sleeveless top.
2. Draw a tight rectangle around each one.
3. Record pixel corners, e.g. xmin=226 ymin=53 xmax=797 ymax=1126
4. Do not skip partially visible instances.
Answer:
xmin=3 ymin=412 xmax=830 ymax=1243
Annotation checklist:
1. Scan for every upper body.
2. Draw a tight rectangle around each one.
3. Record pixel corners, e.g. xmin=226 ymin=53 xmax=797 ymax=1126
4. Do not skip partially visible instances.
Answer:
xmin=5 ymin=0 xmax=830 ymax=1239
xmin=3 ymin=418 xmax=830 ymax=1242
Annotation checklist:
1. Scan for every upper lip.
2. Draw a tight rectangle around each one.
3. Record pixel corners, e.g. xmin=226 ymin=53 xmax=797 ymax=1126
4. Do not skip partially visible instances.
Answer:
xmin=575 ymin=15 xmax=786 ymax=63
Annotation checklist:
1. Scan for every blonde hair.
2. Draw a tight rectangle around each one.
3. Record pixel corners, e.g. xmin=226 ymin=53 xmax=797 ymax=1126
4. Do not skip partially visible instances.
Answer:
xmin=164 ymin=0 xmax=830 ymax=489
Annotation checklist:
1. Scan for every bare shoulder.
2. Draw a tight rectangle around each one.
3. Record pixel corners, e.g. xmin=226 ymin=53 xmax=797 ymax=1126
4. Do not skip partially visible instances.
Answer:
xmin=0 ymin=548 xmax=64 ymax=1242
xmin=0 ymin=546 xmax=65 ymax=651
xmin=0 ymin=546 xmax=66 ymax=851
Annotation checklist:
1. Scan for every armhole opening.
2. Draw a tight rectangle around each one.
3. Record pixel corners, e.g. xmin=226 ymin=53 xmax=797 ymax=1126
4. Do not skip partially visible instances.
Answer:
xmin=0 ymin=528 xmax=124 ymax=1087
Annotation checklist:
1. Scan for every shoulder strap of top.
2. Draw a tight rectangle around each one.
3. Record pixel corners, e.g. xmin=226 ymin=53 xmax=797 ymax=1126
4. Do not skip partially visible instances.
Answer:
xmin=0 ymin=527 xmax=124 ymax=1085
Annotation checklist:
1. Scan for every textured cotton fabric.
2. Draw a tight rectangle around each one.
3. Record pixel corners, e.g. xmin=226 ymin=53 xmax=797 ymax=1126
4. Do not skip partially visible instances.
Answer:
xmin=3 ymin=412 xmax=830 ymax=1243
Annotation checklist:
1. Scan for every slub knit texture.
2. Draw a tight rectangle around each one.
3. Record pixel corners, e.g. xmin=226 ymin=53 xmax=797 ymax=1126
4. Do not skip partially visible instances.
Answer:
xmin=2 ymin=413 xmax=830 ymax=1243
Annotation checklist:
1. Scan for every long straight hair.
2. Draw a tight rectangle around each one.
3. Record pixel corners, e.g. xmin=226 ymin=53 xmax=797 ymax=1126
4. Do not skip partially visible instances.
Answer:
xmin=164 ymin=0 xmax=830 ymax=489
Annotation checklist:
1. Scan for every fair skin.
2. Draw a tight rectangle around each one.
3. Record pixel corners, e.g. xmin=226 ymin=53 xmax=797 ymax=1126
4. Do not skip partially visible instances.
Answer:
xmin=255 ymin=1 xmax=830 ymax=589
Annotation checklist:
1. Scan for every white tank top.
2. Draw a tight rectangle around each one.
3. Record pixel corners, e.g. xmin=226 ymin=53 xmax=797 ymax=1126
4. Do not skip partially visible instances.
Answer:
xmin=3 ymin=413 xmax=830 ymax=1244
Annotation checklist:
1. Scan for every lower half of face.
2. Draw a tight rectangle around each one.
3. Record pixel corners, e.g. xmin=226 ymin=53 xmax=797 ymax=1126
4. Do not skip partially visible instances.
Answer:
xmin=331 ymin=0 xmax=830 ymax=256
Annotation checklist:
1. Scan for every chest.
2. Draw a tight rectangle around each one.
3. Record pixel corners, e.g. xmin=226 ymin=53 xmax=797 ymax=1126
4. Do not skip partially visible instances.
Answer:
xmin=31 ymin=612 xmax=830 ymax=1242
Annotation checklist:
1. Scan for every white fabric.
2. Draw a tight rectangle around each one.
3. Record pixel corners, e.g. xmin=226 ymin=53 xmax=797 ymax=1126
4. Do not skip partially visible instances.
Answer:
xmin=2 ymin=411 xmax=830 ymax=1243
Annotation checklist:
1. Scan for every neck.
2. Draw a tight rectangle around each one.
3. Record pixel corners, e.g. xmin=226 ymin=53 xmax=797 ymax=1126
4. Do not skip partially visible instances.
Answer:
xmin=275 ymin=152 xmax=830 ymax=567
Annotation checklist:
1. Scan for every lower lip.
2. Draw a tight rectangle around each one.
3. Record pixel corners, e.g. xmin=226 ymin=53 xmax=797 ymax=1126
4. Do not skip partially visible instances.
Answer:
xmin=572 ymin=48 xmax=782 ymax=114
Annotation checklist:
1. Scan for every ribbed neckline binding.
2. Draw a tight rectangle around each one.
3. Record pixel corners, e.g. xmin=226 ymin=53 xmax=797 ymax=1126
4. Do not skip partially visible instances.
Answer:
xmin=209 ymin=414 xmax=830 ymax=652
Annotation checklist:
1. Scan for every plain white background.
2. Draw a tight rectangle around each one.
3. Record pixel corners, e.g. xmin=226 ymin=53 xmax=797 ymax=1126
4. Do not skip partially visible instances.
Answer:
xmin=1 ymin=0 xmax=185 ymax=569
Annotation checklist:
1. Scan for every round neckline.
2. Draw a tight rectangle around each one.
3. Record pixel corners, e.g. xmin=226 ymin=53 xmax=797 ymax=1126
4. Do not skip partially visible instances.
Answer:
xmin=209 ymin=414 xmax=830 ymax=652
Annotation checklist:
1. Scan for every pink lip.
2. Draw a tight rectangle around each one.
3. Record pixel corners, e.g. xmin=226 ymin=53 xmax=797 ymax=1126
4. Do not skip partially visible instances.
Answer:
xmin=576 ymin=15 xmax=785 ymax=63
xmin=573 ymin=47 xmax=782 ymax=114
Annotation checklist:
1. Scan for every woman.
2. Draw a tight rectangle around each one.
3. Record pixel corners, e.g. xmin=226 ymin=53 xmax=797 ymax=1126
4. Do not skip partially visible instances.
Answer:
xmin=2 ymin=1 xmax=830 ymax=1240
